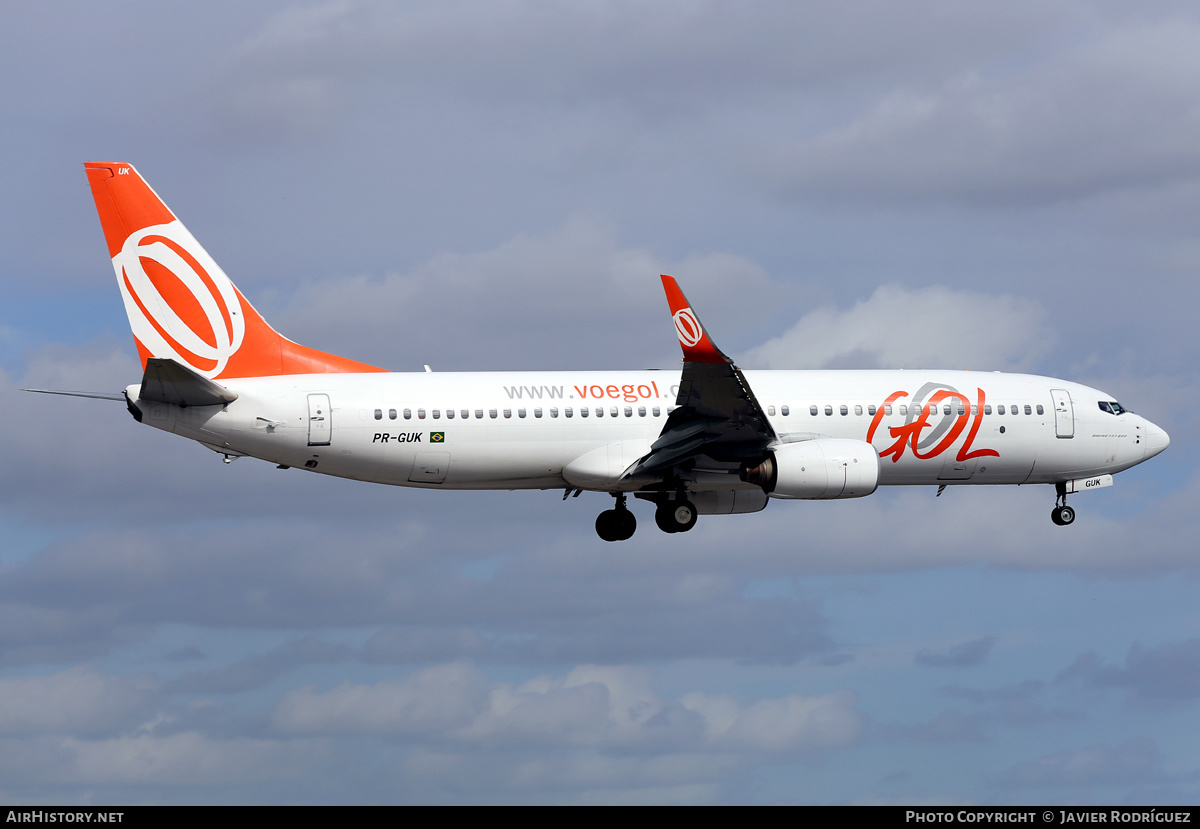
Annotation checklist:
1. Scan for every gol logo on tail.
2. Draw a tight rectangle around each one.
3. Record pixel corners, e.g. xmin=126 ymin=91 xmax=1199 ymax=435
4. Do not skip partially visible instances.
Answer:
xmin=113 ymin=221 xmax=245 ymax=378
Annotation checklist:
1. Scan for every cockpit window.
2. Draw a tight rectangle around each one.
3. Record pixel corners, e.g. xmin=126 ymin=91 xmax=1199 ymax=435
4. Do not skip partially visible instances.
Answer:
xmin=1098 ymin=401 xmax=1127 ymax=415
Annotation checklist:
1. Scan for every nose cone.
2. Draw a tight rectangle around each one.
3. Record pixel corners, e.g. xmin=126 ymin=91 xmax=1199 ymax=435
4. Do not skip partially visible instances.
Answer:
xmin=1144 ymin=420 xmax=1170 ymax=460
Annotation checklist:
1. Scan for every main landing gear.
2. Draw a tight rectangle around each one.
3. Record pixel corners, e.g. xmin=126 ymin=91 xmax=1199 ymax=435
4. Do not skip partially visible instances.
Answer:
xmin=1051 ymin=483 xmax=1076 ymax=526
xmin=593 ymin=491 xmax=701 ymax=540
xmin=654 ymin=497 xmax=697 ymax=534
xmin=596 ymin=493 xmax=637 ymax=542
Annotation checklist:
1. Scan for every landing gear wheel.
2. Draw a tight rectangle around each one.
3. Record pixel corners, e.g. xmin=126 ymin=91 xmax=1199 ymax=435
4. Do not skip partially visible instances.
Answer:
xmin=596 ymin=497 xmax=637 ymax=542
xmin=596 ymin=509 xmax=619 ymax=541
xmin=614 ymin=509 xmax=636 ymax=540
xmin=655 ymin=499 xmax=698 ymax=533
xmin=655 ymin=506 xmax=679 ymax=533
xmin=1051 ymin=505 xmax=1075 ymax=526
xmin=673 ymin=500 xmax=698 ymax=532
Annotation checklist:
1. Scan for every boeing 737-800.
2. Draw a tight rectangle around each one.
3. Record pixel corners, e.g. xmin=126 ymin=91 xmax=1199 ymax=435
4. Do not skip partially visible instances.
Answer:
xmin=38 ymin=163 xmax=1169 ymax=541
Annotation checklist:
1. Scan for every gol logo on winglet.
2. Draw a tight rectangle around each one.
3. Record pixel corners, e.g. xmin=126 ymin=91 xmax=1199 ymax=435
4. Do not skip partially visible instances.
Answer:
xmin=672 ymin=308 xmax=704 ymax=348
xmin=113 ymin=220 xmax=245 ymax=378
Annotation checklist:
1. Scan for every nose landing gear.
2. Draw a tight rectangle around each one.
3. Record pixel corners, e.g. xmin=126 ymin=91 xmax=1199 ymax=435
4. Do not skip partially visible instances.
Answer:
xmin=596 ymin=493 xmax=637 ymax=542
xmin=1051 ymin=483 xmax=1076 ymax=526
xmin=1051 ymin=503 xmax=1076 ymax=526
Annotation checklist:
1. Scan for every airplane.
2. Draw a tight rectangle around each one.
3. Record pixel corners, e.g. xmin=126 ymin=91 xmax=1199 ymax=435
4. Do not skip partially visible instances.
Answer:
xmin=32 ymin=162 xmax=1169 ymax=541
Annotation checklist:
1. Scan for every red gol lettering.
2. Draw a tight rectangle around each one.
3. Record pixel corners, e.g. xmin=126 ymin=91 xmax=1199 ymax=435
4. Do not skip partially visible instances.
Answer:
xmin=573 ymin=382 xmax=662 ymax=401
xmin=867 ymin=388 xmax=999 ymax=463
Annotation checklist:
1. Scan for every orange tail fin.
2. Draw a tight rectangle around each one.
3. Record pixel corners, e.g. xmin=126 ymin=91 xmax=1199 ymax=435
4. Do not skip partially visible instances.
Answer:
xmin=85 ymin=162 xmax=384 ymax=379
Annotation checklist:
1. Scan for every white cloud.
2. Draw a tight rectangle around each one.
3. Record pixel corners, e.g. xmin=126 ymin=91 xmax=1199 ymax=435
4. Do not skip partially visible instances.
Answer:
xmin=274 ymin=663 xmax=488 ymax=734
xmin=221 ymin=0 xmax=1053 ymax=114
xmin=0 ymin=669 xmax=153 ymax=737
xmin=740 ymin=284 xmax=1051 ymax=370
xmin=763 ymin=20 xmax=1200 ymax=204
xmin=999 ymin=738 xmax=1162 ymax=788
xmin=63 ymin=732 xmax=315 ymax=786
xmin=681 ymin=688 xmax=864 ymax=752
xmin=274 ymin=662 xmax=863 ymax=754
xmin=275 ymin=217 xmax=768 ymax=371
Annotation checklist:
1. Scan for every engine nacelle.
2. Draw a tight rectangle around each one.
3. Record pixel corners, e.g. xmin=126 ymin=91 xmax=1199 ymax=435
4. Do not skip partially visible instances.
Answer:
xmin=740 ymin=439 xmax=880 ymax=500
xmin=690 ymin=489 xmax=769 ymax=515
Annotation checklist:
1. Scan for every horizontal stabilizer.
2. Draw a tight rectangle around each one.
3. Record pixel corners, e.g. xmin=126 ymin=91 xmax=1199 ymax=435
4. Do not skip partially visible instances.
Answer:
xmin=22 ymin=388 xmax=124 ymax=401
xmin=139 ymin=358 xmax=238 ymax=407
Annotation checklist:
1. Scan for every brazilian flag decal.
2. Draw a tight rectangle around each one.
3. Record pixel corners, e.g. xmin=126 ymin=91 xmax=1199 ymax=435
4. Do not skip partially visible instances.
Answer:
xmin=430 ymin=432 xmax=445 ymax=443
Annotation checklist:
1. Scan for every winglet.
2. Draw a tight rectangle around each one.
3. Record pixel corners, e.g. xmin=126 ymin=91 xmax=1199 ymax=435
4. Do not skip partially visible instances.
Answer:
xmin=660 ymin=275 xmax=731 ymax=365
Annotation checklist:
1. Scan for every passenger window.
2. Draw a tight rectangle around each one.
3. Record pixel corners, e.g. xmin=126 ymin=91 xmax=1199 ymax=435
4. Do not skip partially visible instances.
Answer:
xmin=389 ymin=409 xmax=397 ymax=420
xmin=610 ymin=407 xmax=618 ymax=417
xmin=374 ymin=409 xmax=382 ymax=420
xmin=403 ymin=408 xmax=412 ymax=419
xmin=1024 ymin=405 xmax=1032 ymax=415
xmin=489 ymin=409 xmax=497 ymax=419
xmin=1036 ymin=404 xmax=1044 ymax=415
xmin=418 ymin=408 xmax=426 ymax=419
xmin=565 ymin=408 xmax=573 ymax=418
xmin=433 ymin=410 xmax=441 ymax=419
xmin=868 ymin=404 xmax=877 ymax=415
xmin=768 ymin=405 xmax=776 ymax=416
xmin=997 ymin=405 xmax=1005 ymax=415
xmin=957 ymin=405 xmax=965 ymax=416
xmin=624 ymin=406 xmax=632 ymax=417
xmin=943 ymin=404 xmax=951 ymax=415
xmin=446 ymin=410 xmax=454 ymax=419
xmin=503 ymin=409 xmax=511 ymax=419
xmin=854 ymin=404 xmax=863 ymax=416
xmin=534 ymin=408 xmax=542 ymax=418
xmin=810 ymin=405 xmax=818 ymax=416
xmin=899 ymin=405 xmax=907 ymax=416
xmin=884 ymin=405 xmax=892 ymax=416
xmin=461 ymin=409 xmax=469 ymax=419
xmin=840 ymin=404 xmax=848 ymax=415
xmin=580 ymin=408 xmax=588 ymax=418
xmin=652 ymin=407 xmax=661 ymax=417
xmin=825 ymin=405 xmax=833 ymax=416
xmin=475 ymin=409 xmax=483 ymax=419
xmin=518 ymin=408 xmax=526 ymax=418
xmin=781 ymin=405 xmax=789 ymax=416
xmin=550 ymin=408 xmax=558 ymax=418
xmin=984 ymin=404 xmax=992 ymax=415
xmin=638 ymin=406 xmax=646 ymax=417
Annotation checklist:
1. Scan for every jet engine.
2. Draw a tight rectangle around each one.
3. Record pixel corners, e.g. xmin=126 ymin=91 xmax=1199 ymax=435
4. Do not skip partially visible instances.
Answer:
xmin=740 ymin=439 xmax=880 ymax=499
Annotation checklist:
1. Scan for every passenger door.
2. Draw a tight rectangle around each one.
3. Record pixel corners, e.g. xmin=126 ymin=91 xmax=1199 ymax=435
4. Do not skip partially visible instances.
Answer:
xmin=1051 ymin=389 xmax=1074 ymax=439
xmin=307 ymin=394 xmax=332 ymax=446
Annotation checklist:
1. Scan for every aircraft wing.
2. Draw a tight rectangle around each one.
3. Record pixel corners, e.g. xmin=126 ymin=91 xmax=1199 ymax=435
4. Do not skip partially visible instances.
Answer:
xmin=632 ymin=276 xmax=776 ymax=473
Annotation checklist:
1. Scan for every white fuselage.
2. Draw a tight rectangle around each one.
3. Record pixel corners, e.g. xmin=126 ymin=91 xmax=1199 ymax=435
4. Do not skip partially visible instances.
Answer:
xmin=128 ymin=368 xmax=1168 ymax=493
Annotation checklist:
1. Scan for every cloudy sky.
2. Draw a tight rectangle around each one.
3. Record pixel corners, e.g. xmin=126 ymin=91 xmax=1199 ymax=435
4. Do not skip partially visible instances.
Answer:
xmin=2 ymin=0 xmax=1198 ymax=804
